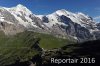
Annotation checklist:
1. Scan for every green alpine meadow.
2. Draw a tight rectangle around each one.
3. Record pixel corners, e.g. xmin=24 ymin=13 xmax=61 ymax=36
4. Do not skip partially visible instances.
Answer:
xmin=0 ymin=31 xmax=73 ymax=66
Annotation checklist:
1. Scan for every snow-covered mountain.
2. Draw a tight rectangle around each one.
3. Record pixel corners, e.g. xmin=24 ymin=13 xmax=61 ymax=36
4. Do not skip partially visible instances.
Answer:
xmin=0 ymin=4 xmax=100 ymax=42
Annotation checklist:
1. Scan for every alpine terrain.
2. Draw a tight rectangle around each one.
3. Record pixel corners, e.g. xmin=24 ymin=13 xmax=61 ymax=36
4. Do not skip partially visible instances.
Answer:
xmin=0 ymin=4 xmax=100 ymax=42
xmin=0 ymin=4 xmax=100 ymax=66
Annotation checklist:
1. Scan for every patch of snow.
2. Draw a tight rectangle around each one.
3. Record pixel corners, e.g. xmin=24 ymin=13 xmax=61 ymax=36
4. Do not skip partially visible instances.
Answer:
xmin=73 ymin=36 xmax=78 ymax=40
xmin=77 ymin=12 xmax=89 ymax=19
xmin=25 ymin=16 xmax=32 ymax=22
xmin=0 ymin=17 xmax=4 ymax=21
xmin=44 ymin=23 xmax=53 ymax=28
xmin=11 ymin=12 xmax=38 ymax=28
xmin=11 ymin=12 xmax=29 ymax=27
xmin=36 ymin=15 xmax=44 ymax=20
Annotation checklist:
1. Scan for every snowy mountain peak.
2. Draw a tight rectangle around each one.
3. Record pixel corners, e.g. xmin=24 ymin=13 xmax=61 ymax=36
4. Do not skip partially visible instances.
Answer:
xmin=0 ymin=4 xmax=100 ymax=42
xmin=16 ymin=4 xmax=25 ymax=8
xmin=7 ymin=4 xmax=32 ymax=16
xmin=55 ymin=9 xmax=72 ymax=16
xmin=16 ymin=4 xmax=32 ymax=15
xmin=16 ymin=4 xmax=31 ymax=12
xmin=77 ymin=12 xmax=90 ymax=19
xmin=56 ymin=9 xmax=67 ymax=12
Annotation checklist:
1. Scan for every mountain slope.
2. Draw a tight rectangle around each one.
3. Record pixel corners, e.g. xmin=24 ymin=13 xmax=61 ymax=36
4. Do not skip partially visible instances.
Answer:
xmin=37 ymin=9 xmax=98 ymax=42
xmin=33 ymin=32 xmax=74 ymax=49
xmin=41 ymin=40 xmax=100 ymax=65
xmin=0 ymin=4 xmax=100 ymax=42
xmin=0 ymin=30 xmax=73 ymax=66
xmin=0 ymin=31 xmax=41 ymax=66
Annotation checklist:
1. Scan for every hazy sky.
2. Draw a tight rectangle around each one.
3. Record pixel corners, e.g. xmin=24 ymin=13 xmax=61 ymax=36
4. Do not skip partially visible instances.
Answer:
xmin=0 ymin=0 xmax=100 ymax=22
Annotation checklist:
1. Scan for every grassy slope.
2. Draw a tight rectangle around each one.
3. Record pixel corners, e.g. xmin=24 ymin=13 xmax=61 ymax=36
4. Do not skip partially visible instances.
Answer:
xmin=33 ymin=32 xmax=73 ymax=50
xmin=42 ymin=40 xmax=100 ymax=65
xmin=0 ymin=31 xmax=40 ymax=66
xmin=0 ymin=31 xmax=73 ymax=65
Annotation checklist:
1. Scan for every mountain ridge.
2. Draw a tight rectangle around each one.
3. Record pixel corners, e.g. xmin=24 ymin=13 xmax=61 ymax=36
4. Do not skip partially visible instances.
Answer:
xmin=0 ymin=4 xmax=100 ymax=42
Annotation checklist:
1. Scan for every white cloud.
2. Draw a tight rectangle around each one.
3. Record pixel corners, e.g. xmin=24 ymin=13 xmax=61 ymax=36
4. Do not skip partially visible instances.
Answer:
xmin=93 ymin=16 xmax=100 ymax=22
xmin=94 ymin=16 xmax=100 ymax=20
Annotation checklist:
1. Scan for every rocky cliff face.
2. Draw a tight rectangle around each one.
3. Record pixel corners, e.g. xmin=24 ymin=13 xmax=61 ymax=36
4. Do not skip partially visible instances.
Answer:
xmin=0 ymin=4 xmax=100 ymax=42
